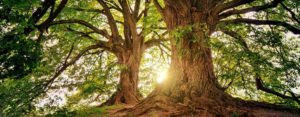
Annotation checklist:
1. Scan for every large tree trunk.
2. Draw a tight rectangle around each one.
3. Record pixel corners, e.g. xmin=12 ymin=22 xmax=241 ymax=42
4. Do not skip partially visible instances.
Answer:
xmin=102 ymin=50 xmax=142 ymax=106
xmin=114 ymin=0 xmax=300 ymax=116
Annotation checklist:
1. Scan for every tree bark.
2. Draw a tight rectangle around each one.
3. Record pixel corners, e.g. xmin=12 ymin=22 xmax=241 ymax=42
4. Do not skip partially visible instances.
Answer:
xmin=102 ymin=49 xmax=142 ymax=106
xmin=114 ymin=0 xmax=300 ymax=116
xmin=97 ymin=0 xmax=148 ymax=106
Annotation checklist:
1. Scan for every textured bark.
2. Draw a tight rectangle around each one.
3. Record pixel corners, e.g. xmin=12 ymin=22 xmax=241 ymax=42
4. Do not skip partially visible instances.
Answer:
xmin=96 ymin=0 xmax=151 ymax=106
xmin=112 ymin=0 xmax=300 ymax=116
xmin=102 ymin=50 xmax=142 ymax=106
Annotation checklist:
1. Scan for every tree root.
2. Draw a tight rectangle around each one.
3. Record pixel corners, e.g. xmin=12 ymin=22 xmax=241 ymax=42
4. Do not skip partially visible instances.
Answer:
xmin=99 ymin=90 xmax=142 ymax=107
xmin=110 ymin=91 xmax=300 ymax=117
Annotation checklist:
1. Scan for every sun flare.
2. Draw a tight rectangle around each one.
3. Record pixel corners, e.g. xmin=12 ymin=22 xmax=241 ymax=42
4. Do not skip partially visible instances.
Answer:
xmin=156 ymin=69 xmax=168 ymax=84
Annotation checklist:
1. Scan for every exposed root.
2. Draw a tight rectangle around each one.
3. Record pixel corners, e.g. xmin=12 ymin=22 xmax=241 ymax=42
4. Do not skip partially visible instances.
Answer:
xmin=111 ymin=89 xmax=300 ymax=117
xmin=99 ymin=90 xmax=142 ymax=107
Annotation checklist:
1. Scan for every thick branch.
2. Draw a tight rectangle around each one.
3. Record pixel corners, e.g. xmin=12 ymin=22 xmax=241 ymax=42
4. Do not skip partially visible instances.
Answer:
xmin=37 ymin=0 xmax=68 ymax=31
xmin=133 ymin=0 xmax=141 ymax=19
xmin=221 ymin=18 xmax=300 ymax=34
xmin=28 ymin=0 xmax=53 ymax=25
xmin=119 ymin=0 xmax=141 ymax=52
xmin=119 ymin=0 xmax=138 ymax=33
xmin=97 ymin=0 xmax=120 ymax=39
xmin=219 ymin=0 xmax=283 ymax=19
xmin=255 ymin=77 xmax=300 ymax=105
xmin=50 ymin=19 xmax=111 ymax=39
xmin=25 ymin=0 xmax=56 ymax=35
xmin=49 ymin=0 xmax=56 ymax=17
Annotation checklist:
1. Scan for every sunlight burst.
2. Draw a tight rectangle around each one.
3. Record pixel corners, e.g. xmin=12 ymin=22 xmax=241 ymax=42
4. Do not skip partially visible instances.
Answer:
xmin=156 ymin=70 xmax=168 ymax=84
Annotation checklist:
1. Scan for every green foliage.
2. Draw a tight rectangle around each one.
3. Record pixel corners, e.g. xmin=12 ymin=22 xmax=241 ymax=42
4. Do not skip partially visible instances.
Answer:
xmin=45 ymin=107 xmax=76 ymax=117
xmin=0 ymin=0 xmax=40 ymax=24
xmin=0 ymin=34 xmax=42 ymax=79
xmin=212 ymin=23 xmax=300 ymax=107
xmin=172 ymin=25 xmax=193 ymax=44
xmin=172 ymin=23 xmax=209 ymax=43
xmin=0 ymin=77 xmax=44 ymax=117
xmin=46 ymin=105 xmax=121 ymax=117
xmin=142 ymin=2 xmax=164 ymax=36
xmin=1 ymin=0 xmax=300 ymax=116
xmin=73 ymin=105 xmax=120 ymax=116
xmin=0 ymin=0 xmax=42 ymax=79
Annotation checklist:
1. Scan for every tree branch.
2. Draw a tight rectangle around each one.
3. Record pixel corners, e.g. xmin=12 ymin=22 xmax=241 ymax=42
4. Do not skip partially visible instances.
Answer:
xmin=97 ymin=0 xmax=120 ymax=40
xmin=28 ymin=0 xmax=53 ymax=25
xmin=50 ymin=19 xmax=111 ymax=39
xmin=25 ymin=0 xmax=57 ymax=35
xmin=44 ymin=44 xmax=103 ymax=90
xmin=119 ymin=0 xmax=141 ymax=53
xmin=144 ymin=30 xmax=168 ymax=49
xmin=221 ymin=18 xmax=300 ymax=34
xmin=70 ymin=7 xmax=105 ymax=14
xmin=137 ymin=9 xmax=147 ymax=21
xmin=65 ymin=28 xmax=121 ymax=54
xmin=280 ymin=3 xmax=300 ymax=24
xmin=133 ymin=0 xmax=141 ymax=19
xmin=255 ymin=76 xmax=300 ymax=105
xmin=219 ymin=28 xmax=249 ymax=51
xmin=219 ymin=0 xmax=283 ymax=19
xmin=218 ymin=0 xmax=255 ymax=14
xmin=144 ymin=38 xmax=168 ymax=49
xmin=49 ymin=0 xmax=56 ymax=17
xmin=64 ymin=42 xmax=75 ymax=66
xmin=37 ymin=0 xmax=69 ymax=31
xmin=157 ymin=43 xmax=170 ymax=62
xmin=219 ymin=28 xmax=300 ymax=104
xmin=66 ymin=28 xmax=96 ymax=41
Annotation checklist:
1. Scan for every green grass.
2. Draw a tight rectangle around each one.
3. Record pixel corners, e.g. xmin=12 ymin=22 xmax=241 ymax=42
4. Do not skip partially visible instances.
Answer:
xmin=46 ymin=105 xmax=122 ymax=117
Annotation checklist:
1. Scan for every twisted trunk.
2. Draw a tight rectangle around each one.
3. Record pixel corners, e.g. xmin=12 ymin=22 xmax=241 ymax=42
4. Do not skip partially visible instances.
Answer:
xmin=116 ymin=0 xmax=300 ymax=116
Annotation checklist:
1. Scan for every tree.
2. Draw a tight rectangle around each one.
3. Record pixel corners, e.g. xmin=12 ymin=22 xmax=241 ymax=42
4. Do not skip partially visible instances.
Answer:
xmin=44 ymin=0 xmax=166 ymax=105
xmin=121 ymin=0 xmax=300 ymax=116
xmin=0 ymin=0 xmax=68 ymax=79
xmin=1 ymin=0 xmax=167 ymax=115
xmin=2 ymin=0 xmax=300 ymax=116
xmin=0 ymin=0 xmax=69 ymax=115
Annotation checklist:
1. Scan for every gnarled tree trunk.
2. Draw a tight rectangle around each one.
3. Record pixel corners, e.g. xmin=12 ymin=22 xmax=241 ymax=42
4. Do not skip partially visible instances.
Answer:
xmin=116 ymin=0 xmax=300 ymax=116
xmin=102 ymin=48 xmax=143 ymax=106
